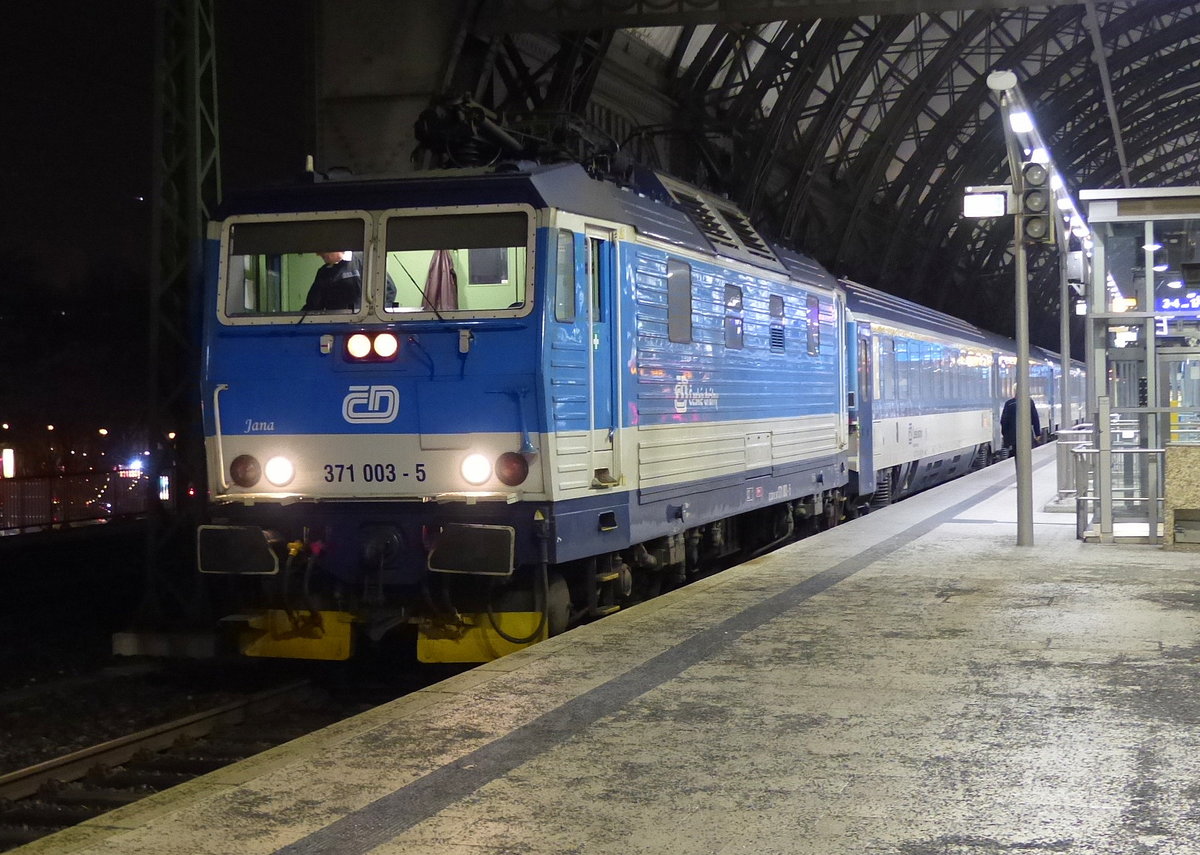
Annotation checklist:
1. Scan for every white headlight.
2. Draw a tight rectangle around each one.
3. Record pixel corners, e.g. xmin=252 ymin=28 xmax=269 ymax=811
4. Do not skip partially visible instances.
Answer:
xmin=373 ymin=333 xmax=399 ymax=358
xmin=264 ymin=456 xmax=295 ymax=487
xmin=461 ymin=453 xmax=492 ymax=485
xmin=347 ymin=333 xmax=372 ymax=358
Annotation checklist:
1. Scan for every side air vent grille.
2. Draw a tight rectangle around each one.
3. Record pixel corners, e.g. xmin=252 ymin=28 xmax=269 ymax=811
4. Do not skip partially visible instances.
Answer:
xmin=770 ymin=325 xmax=785 ymax=353
xmin=717 ymin=206 xmax=776 ymax=262
xmin=672 ymin=191 xmax=740 ymax=251
xmin=654 ymin=173 xmax=783 ymax=271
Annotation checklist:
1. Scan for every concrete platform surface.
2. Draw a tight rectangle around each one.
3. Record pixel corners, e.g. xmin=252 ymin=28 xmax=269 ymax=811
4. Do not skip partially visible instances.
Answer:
xmin=21 ymin=445 xmax=1200 ymax=855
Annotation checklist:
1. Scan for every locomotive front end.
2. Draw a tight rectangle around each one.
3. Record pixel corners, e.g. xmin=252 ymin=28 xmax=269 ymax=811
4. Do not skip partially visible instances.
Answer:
xmin=197 ymin=189 xmax=553 ymax=661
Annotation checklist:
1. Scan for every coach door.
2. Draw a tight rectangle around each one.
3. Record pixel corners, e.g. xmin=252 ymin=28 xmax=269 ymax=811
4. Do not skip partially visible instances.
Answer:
xmin=587 ymin=228 xmax=620 ymax=488
xmin=851 ymin=323 xmax=876 ymax=495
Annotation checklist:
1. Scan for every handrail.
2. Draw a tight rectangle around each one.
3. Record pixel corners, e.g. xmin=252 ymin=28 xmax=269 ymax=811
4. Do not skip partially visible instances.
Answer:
xmin=213 ymin=383 xmax=230 ymax=490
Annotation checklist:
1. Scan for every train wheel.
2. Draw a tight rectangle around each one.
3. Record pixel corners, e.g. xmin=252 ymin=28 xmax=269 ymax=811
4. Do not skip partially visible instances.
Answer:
xmin=869 ymin=470 xmax=893 ymax=510
xmin=489 ymin=570 xmax=571 ymax=637
xmin=822 ymin=495 xmax=842 ymax=529
xmin=546 ymin=572 xmax=571 ymax=636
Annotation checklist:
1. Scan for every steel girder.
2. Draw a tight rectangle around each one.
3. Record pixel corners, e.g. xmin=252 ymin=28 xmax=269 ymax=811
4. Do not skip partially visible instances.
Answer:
xmin=459 ymin=1 xmax=1200 ymax=346
xmin=474 ymin=0 xmax=1084 ymax=32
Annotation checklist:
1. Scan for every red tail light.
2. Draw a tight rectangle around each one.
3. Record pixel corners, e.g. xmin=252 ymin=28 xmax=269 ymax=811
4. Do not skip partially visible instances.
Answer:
xmin=495 ymin=451 xmax=529 ymax=486
xmin=230 ymin=454 xmax=261 ymax=488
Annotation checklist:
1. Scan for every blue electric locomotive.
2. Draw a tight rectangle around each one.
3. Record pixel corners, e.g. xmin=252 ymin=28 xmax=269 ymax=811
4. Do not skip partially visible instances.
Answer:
xmin=197 ymin=163 xmax=849 ymax=662
xmin=195 ymin=160 xmax=1082 ymax=663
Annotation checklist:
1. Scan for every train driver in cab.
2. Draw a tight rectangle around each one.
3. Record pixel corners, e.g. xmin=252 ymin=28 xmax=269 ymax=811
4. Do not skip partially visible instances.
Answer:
xmin=303 ymin=251 xmax=398 ymax=312
xmin=303 ymin=250 xmax=361 ymax=312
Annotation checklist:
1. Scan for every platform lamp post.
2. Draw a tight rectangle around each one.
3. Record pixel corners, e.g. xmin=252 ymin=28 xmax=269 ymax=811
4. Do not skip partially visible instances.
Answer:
xmin=974 ymin=70 xmax=1091 ymax=546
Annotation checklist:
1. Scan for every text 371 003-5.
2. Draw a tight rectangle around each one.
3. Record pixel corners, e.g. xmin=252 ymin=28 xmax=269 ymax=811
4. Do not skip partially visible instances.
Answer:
xmin=322 ymin=463 xmax=427 ymax=483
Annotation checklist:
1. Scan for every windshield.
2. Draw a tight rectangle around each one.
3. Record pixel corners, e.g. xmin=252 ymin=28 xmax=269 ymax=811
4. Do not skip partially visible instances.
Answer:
xmin=223 ymin=217 xmax=368 ymax=317
xmin=384 ymin=211 xmax=529 ymax=314
xmin=219 ymin=210 xmax=531 ymax=321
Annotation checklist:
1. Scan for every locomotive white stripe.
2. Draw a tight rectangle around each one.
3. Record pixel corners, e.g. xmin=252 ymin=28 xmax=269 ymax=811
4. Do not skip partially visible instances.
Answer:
xmin=209 ymin=411 xmax=846 ymax=505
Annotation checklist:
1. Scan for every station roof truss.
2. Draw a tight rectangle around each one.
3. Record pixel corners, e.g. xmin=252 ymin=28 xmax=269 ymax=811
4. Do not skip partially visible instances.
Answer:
xmin=457 ymin=0 xmax=1200 ymax=347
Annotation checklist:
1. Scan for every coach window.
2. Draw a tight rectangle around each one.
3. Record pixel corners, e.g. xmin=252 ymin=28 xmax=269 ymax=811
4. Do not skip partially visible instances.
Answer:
xmin=224 ymin=217 xmax=366 ymax=317
xmin=724 ymin=284 xmax=744 ymax=349
xmin=895 ymin=338 xmax=910 ymax=400
xmin=920 ymin=342 xmax=934 ymax=404
xmin=878 ymin=335 xmax=895 ymax=408
xmin=806 ymin=295 xmax=820 ymax=356
xmin=667 ymin=259 xmax=693 ymax=343
xmin=769 ymin=294 xmax=785 ymax=353
xmin=555 ymin=229 xmax=576 ymax=323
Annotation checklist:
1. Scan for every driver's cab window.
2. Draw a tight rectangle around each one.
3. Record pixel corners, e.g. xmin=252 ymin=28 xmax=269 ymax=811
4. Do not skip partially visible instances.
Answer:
xmin=383 ymin=210 xmax=529 ymax=314
xmin=223 ymin=217 xmax=367 ymax=317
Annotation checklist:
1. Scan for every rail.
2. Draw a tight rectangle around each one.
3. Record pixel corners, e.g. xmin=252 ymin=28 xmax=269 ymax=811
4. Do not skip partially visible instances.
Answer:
xmin=0 ymin=680 xmax=312 ymax=802
xmin=0 ymin=469 xmax=161 ymax=535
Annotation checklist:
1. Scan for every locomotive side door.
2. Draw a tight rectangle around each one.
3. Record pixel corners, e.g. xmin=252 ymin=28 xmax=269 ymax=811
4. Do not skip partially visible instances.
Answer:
xmin=586 ymin=228 xmax=620 ymax=488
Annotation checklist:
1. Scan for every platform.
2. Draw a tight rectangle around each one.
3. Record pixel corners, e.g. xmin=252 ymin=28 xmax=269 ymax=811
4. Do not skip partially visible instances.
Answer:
xmin=21 ymin=443 xmax=1200 ymax=854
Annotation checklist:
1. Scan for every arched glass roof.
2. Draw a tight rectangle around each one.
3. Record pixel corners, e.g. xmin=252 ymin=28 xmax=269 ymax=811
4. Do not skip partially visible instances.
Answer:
xmin=458 ymin=1 xmax=1200 ymax=345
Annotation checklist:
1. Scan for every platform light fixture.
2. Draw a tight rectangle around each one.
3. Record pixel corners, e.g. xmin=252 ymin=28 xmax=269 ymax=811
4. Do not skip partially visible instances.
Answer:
xmin=963 ymin=185 xmax=1014 ymax=218
xmin=1008 ymin=110 xmax=1034 ymax=134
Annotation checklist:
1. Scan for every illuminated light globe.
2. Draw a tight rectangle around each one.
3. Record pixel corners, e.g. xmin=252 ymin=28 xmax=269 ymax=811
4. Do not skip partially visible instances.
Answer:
xmin=461 ymin=453 xmax=492 ymax=485
xmin=264 ymin=456 xmax=295 ymax=487
xmin=347 ymin=333 xmax=372 ymax=358
xmin=373 ymin=333 xmax=399 ymax=358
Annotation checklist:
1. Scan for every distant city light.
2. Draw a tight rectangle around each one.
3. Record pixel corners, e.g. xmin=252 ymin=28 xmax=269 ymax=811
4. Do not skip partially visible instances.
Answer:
xmin=2 ymin=449 xmax=13 ymax=479
xmin=98 ymin=428 xmax=109 ymax=436
xmin=127 ymin=459 xmax=145 ymax=472
xmin=47 ymin=424 xmax=55 ymax=431
xmin=167 ymin=431 xmax=177 ymax=440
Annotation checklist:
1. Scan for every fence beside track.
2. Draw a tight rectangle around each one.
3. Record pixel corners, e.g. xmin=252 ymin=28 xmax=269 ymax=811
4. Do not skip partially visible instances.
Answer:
xmin=0 ymin=469 xmax=162 ymax=535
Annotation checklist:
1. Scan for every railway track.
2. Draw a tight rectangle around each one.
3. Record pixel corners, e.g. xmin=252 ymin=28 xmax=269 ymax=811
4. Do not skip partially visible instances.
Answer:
xmin=0 ymin=680 xmax=347 ymax=852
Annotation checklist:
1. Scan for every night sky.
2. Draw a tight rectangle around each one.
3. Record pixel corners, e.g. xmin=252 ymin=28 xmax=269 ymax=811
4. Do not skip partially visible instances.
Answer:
xmin=0 ymin=2 xmax=310 ymax=466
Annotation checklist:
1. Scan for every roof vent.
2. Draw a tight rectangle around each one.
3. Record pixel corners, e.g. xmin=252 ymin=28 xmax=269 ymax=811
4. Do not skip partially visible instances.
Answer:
xmin=656 ymin=174 xmax=782 ymax=270
xmin=670 ymin=189 xmax=740 ymax=251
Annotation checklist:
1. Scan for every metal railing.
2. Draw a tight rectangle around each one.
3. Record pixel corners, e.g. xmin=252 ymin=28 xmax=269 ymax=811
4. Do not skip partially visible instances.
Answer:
xmin=1071 ymin=445 xmax=1165 ymax=542
xmin=1055 ymin=425 xmax=1094 ymax=500
xmin=0 ymin=469 xmax=158 ymax=535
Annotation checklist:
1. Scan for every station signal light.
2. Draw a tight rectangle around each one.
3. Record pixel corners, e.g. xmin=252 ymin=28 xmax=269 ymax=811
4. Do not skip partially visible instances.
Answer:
xmin=1020 ymin=162 xmax=1054 ymax=244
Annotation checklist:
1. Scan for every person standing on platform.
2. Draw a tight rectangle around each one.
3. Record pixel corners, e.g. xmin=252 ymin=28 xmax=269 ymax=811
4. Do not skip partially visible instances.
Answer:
xmin=1001 ymin=396 xmax=1041 ymax=457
